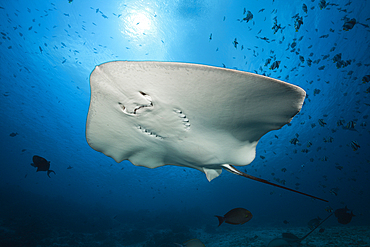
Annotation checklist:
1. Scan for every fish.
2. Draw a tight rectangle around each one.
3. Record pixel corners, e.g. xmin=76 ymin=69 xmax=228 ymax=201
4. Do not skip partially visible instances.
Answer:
xmin=302 ymin=4 xmax=308 ymax=13
xmin=270 ymin=61 xmax=281 ymax=70
xmin=307 ymin=216 xmax=321 ymax=230
xmin=325 ymin=206 xmax=333 ymax=213
xmin=350 ymin=141 xmax=360 ymax=151
xmin=68 ymin=0 xmax=73 ymax=3
xmin=335 ymin=165 xmax=343 ymax=170
xmin=31 ymin=155 xmax=56 ymax=178
xmin=362 ymin=75 xmax=370 ymax=83
xmin=318 ymin=119 xmax=327 ymax=126
xmin=264 ymin=58 xmax=272 ymax=66
xmin=67 ymin=166 xmax=73 ymax=169
xmin=319 ymin=228 xmax=325 ymax=233
xmin=343 ymin=18 xmax=356 ymax=31
xmin=334 ymin=206 xmax=355 ymax=224
xmin=337 ymin=119 xmax=345 ymax=126
xmin=290 ymin=138 xmax=299 ymax=145
xmin=344 ymin=121 xmax=356 ymax=130
xmin=174 ymin=239 xmax=205 ymax=247
xmin=294 ymin=16 xmax=303 ymax=32
xmin=242 ymin=11 xmax=253 ymax=22
xmin=86 ymin=61 xmax=328 ymax=202
xmin=9 ymin=132 xmax=18 ymax=137
xmin=268 ymin=214 xmax=332 ymax=247
xmin=215 ymin=208 xmax=252 ymax=226
xmin=329 ymin=188 xmax=338 ymax=196
xmin=232 ymin=38 xmax=238 ymax=48
xmin=283 ymin=220 xmax=289 ymax=224
xmin=319 ymin=0 xmax=327 ymax=10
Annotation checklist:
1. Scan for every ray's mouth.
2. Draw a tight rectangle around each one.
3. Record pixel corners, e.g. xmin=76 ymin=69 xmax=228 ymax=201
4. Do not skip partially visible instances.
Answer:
xmin=119 ymin=91 xmax=153 ymax=116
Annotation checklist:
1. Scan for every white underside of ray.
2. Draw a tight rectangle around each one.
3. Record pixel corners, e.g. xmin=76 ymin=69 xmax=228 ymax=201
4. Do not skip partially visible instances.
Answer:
xmin=86 ymin=61 xmax=306 ymax=181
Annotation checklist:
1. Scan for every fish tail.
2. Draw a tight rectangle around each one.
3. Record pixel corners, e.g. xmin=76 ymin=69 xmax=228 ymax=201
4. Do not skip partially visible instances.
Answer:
xmin=215 ymin=215 xmax=225 ymax=227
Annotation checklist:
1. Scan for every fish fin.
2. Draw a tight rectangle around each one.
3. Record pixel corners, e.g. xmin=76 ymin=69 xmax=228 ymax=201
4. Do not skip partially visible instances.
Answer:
xmin=215 ymin=215 xmax=225 ymax=227
xmin=31 ymin=163 xmax=36 ymax=168
xmin=203 ymin=167 xmax=222 ymax=182
xmin=222 ymin=164 xmax=328 ymax=202
xmin=47 ymin=170 xmax=56 ymax=178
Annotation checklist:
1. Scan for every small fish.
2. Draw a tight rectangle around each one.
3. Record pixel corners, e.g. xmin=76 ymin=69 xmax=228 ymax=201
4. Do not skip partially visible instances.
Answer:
xmin=307 ymin=217 xmax=321 ymax=230
xmin=290 ymin=138 xmax=299 ymax=145
xmin=264 ymin=58 xmax=272 ymax=66
xmin=319 ymin=228 xmax=325 ymax=233
xmin=215 ymin=208 xmax=253 ymax=226
xmin=325 ymin=206 xmax=333 ymax=213
xmin=39 ymin=46 xmax=43 ymax=53
xmin=232 ymin=38 xmax=238 ymax=48
xmin=270 ymin=61 xmax=281 ymax=70
xmin=31 ymin=155 xmax=56 ymax=178
xmin=344 ymin=121 xmax=356 ymax=130
xmin=329 ymin=188 xmax=338 ymax=196
xmin=281 ymin=168 xmax=287 ymax=172
xmin=334 ymin=206 xmax=355 ymax=224
xmin=302 ymin=4 xmax=308 ymax=13
xmin=68 ymin=0 xmax=73 ymax=3
xmin=337 ymin=119 xmax=345 ymax=126
xmin=319 ymin=0 xmax=327 ymax=10
xmin=350 ymin=140 xmax=360 ymax=151
xmin=362 ymin=75 xmax=370 ymax=83
xmin=343 ymin=18 xmax=356 ymax=31
xmin=242 ymin=11 xmax=253 ymax=22
xmin=335 ymin=165 xmax=343 ymax=170
xmin=323 ymin=136 xmax=333 ymax=143
xmin=209 ymin=33 xmax=212 ymax=41
xmin=283 ymin=220 xmax=289 ymax=224
xmin=294 ymin=16 xmax=303 ymax=32
xmin=9 ymin=132 xmax=18 ymax=137
xmin=318 ymin=119 xmax=327 ymax=127
xmin=174 ymin=239 xmax=205 ymax=247
xmin=67 ymin=166 xmax=73 ymax=169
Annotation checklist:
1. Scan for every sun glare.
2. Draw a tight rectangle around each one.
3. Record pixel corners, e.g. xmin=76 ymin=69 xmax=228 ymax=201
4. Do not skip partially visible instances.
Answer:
xmin=122 ymin=9 xmax=155 ymax=38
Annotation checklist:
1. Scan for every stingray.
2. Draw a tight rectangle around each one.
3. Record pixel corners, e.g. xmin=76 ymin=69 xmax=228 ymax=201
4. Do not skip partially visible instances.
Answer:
xmin=86 ymin=61 xmax=326 ymax=202
xmin=267 ymin=213 xmax=333 ymax=247
xmin=31 ymin=155 xmax=56 ymax=178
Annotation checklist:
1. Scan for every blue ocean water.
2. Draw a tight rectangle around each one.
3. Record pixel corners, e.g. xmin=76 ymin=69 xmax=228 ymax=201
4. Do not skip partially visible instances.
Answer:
xmin=0 ymin=0 xmax=369 ymax=246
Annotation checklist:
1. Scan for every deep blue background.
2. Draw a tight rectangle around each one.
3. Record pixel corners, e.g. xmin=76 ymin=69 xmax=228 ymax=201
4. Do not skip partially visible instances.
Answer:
xmin=1 ymin=0 xmax=369 ymax=241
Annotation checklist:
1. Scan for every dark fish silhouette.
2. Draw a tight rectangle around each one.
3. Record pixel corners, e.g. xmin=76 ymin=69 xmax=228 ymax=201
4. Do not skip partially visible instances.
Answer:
xmin=334 ymin=206 xmax=355 ymax=224
xmin=9 ymin=132 xmax=18 ymax=137
xmin=31 ymin=155 xmax=56 ymax=178
xmin=307 ymin=216 xmax=321 ymax=230
xmin=268 ymin=214 xmax=332 ymax=247
xmin=215 ymin=208 xmax=252 ymax=226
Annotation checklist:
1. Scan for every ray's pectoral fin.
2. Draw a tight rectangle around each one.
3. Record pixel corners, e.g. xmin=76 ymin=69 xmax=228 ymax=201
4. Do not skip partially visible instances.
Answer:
xmin=222 ymin=164 xmax=328 ymax=202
